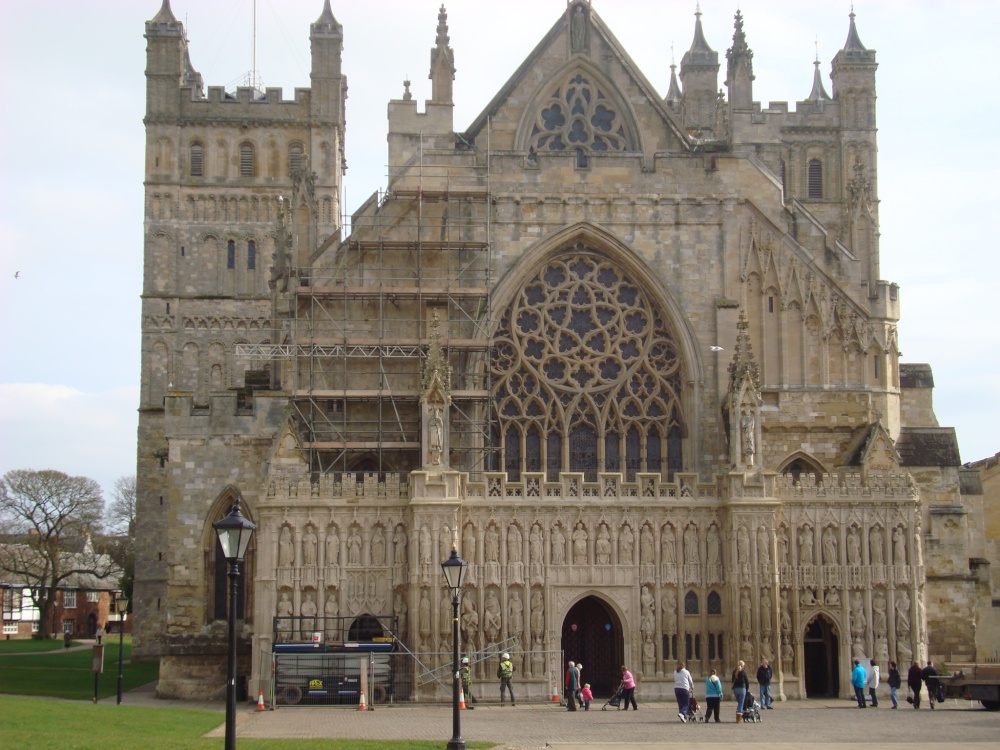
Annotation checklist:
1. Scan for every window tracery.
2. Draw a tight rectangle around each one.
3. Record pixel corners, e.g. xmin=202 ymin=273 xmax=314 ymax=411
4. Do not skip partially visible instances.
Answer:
xmin=492 ymin=247 xmax=684 ymax=481
xmin=528 ymin=72 xmax=634 ymax=155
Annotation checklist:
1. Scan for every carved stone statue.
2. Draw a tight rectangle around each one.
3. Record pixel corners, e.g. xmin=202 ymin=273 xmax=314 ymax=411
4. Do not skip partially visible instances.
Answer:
xmin=552 ymin=525 xmax=566 ymax=564
xmin=741 ymin=411 xmax=756 ymax=465
xmin=530 ymin=590 xmax=544 ymax=638
xmin=428 ymin=407 xmax=444 ymax=465
xmin=893 ymin=527 xmax=907 ymax=566
xmin=780 ymin=590 xmax=792 ymax=634
xmin=440 ymin=589 xmax=452 ymax=636
xmin=326 ymin=591 xmax=339 ymax=619
xmin=420 ymin=525 xmax=433 ymax=565
xmin=740 ymin=589 xmax=752 ymax=632
xmin=800 ymin=587 xmax=817 ymax=606
xmin=660 ymin=527 xmax=674 ymax=564
xmin=663 ymin=589 xmax=677 ymax=633
xmin=507 ymin=524 xmax=523 ymax=563
xmin=485 ymin=526 xmax=500 ymax=563
xmin=277 ymin=590 xmax=293 ymax=617
xmin=596 ymin=525 xmax=612 ymax=565
xmin=460 ymin=595 xmax=479 ymax=643
xmin=326 ymin=526 xmax=340 ymax=571
xmin=639 ymin=525 xmax=654 ymax=564
xmin=572 ymin=522 xmax=588 ymax=564
xmin=570 ymin=4 xmax=588 ymax=52
xmin=870 ymin=527 xmax=884 ymax=565
xmin=463 ymin=525 xmax=477 ymax=564
xmin=418 ymin=589 xmax=431 ymax=638
xmin=683 ymin=525 xmax=699 ymax=565
xmin=279 ymin=526 xmax=294 ymax=567
xmin=799 ymin=528 xmax=814 ymax=566
xmin=849 ymin=591 xmax=866 ymax=637
xmin=895 ymin=588 xmax=911 ymax=635
xmin=529 ymin=525 xmax=542 ymax=564
xmin=302 ymin=526 xmax=318 ymax=566
xmin=391 ymin=591 xmax=404 ymax=639
xmin=822 ymin=526 xmax=838 ymax=565
xmin=347 ymin=527 xmax=362 ymax=566
xmin=847 ymin=527 xmax=861 ymax=565
xmin=392 ymin=525 xmax=407 ymax=565
xmin=619 ymin=524 xmax=634 ymax=564
xmin=300 ymin=592 xmax=317 ymax=637
xmin=508 ymin=590 xmax=524 ymax=638
xmin=777 ymin=527 xmax=789 ymax=566
xmin=757 ymin=527 xmax=770 ymax=567
xmin=825 ymin=588 xmax=841 ymax=607
xmin=760 ymin=588 xmax=772 ymax=634
xmin=872 ymin=589 xmax=887 ymax=636
xmin=371 ymin=526 xmax=386 ymax=567
xmin=738 ymin=526 xmax=750 ymax=563
xmin=484 ymin=590 xmax=501 ymax=642
xmin=707 ymin=525 xmax=721 ymax=566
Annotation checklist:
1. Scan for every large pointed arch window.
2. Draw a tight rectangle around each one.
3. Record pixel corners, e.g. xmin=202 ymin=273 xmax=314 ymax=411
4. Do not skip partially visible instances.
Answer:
xmin=492 ymin=246 xmax=685 ymax=482
xmin=208 ymin=491 xmax=255 ymax=623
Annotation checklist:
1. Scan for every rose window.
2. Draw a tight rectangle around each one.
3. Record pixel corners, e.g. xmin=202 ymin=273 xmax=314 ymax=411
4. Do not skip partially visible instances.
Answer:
xmin=491 ymin=247 xmax=684 ymax=481
xmin=528 ymin=72 xmax=633 ymax=155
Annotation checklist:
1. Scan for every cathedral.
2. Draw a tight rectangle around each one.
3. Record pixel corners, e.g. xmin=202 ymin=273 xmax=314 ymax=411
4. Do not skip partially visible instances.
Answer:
xmin=135 ymin=0 xmax=997 ymax=702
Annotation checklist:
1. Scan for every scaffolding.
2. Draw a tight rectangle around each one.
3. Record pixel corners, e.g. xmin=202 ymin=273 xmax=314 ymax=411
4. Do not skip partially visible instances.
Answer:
xmin=246 ymin=134 xmax=496 ymax=480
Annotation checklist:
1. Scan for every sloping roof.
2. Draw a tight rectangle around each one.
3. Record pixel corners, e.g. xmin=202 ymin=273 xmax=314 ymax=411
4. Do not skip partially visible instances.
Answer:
xmin=895 ymin=427 xmax=961 ymax=467
xmin=899 ymin=363 xmax=934 ymax=388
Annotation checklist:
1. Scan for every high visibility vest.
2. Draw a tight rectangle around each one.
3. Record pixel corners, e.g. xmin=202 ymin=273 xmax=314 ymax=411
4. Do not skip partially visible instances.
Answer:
xmin=500 ymin=660 xmax=513 ymax=678
xmin=461 ymin=666 xmax=472 ymax=684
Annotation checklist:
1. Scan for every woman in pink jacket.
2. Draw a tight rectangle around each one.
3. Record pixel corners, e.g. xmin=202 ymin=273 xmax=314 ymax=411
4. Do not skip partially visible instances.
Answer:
xmin=619 ymin=665 xmax=638 ymax=711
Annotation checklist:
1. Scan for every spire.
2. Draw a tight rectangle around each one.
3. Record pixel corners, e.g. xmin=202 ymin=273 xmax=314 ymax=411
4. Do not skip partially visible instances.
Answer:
xmin=727 ymin=310 xmax=761 ymax=404
xmin=150 ymin=0 xmax=177 ymax=25
xmin=429 ymin=4 xmax=455 ymax=104
xmin=725 ymin=9 xmax=755 ymax=110
xmin=726 ymin=9 xmax=754 ymax=82
xmin=311 ymin=0 xmax=341 ymax=35
xmin=807 ymin=58 xmax=831 ymax=101
xmin=666 ymin=61 xmax=682 ymax=112
xmin=682 ymin=4 xmax=718 ymax=67
xmin=843 ymin=8 xmax=867 ymax=52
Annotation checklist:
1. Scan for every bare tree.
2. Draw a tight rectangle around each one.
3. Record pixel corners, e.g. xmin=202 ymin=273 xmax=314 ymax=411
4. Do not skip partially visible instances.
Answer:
xmin=105 ymin=474 xmax=136 ymax=601
xmin=0 ymin=469 xmax=114 ymax=639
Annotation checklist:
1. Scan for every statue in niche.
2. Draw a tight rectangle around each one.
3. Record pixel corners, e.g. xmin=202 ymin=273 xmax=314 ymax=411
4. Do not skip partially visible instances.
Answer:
xmin=660 ymin=527 xmax=674 ymax=564
xmin=551 ymin=525 xmax=566 ymax=564
xmin=663 ymin=589 xmax=677 ymax=633
xmin=895 ymin=588 xmax=911 ymax=635
xmin=639 ymin=526 xmax=654 ymax=565
xmin=326 ymin=526 xmax=340 ymax=571
xmin=418 ymin=589 xmax=431 ymax=639
xmin=760 ymin=588 xmax=772 ymax=634
xmin=485 ymin=526 xmax=500 ymax=563
xmin=420 ymin=525 xmax=433 ymax=565
xmin=302 ymin=526 xmax=318 ymax=567
xmin=326 ymin=590 xmax=339 ymax=621
xmin=570 ymin=4 xmax=588 ymax=52
xmin=737 ymin=526 xmax=750 ymax=563
xmin=707 ymin=526 xmax=721 ymax=566
xmin=278 ymin=527 xmax=294 ymax=567
xmin=684 ymin=525 xmax=699 ymax=565
xmin=799 ymin=528 xmax=814 ymax=565
xmin=847 ymin=527 xmax=861 ymax=565
xmin=781 ymin=637 xmax=794 ymax=667
xmin=822 ymin=527 xmax=838 ymax=565
xmin=741 ymin=410 xmax=755 ymax=465
xmin=428 ymin=407 xmax=443 ymax=465
xmin=619 ymin=524 xmax=634 ymax=564
xmin=740 ymin=589 xmax=752 ymax=632
xmin=508 ymin=590 xmax=524 ymax=638
xmin=572 ymin=522 xmax=588 ymax=564
xmin=596 ymin=525 xmax=612 ymax=565
xmin=371 ymin=526 xmax=386 ymax=567
xmin=913 ymin=519 xmax=924 ymax=567
xmin=463 ymin=525 xmax=477 ymax=564
xmin=869 ymin=528 xmax=884 ymax=565
xmin=484 ymin=590 xmax=501 ymax=643
xmin=761 ymin=638 xmax=773 ymax=664
xmin=777 ymin=527 xmax=789 ymax=566
xmin=640 ymin=603 xmax=654 ymax=639
xmin=391 ymin=591 xmax=405 ymax=639
xmin=439 ymin=524 xmax=452 ymax=562
xmin=893 ymin=527 xmax=907 ymax=565
xmin=825 ymin=588 xmax=841 ymax=607
xmin=642 ymin=636 xmax=656 ymax=673
xmin=530 ymin=590 xmax=544 ymax=638
xmin=461 ymin=595 xmax=479 ymax=644
xmin=640 ymin=584 xmax=654 ymax=614
xmin=800 ymin=587 xmax=817 ymax=607
xmin=508 ymin=525 xmax=523 ymax=563
xmin=440 ymin=589 xmax=452 ymax=635
xmin=849 ymin=592 xmax=866 ymax=637
xmin=347 ymin=527 xmax=362 ymax=566
xmin=780 ymin=591 xmax=792 ymax=634
xmin=757 ymin=527 xmax=770 ymax=567
xmin=897 ymin=637 xmax=913 ymax=666
xmin=277 ymin=591 xmax=293 ymax=638
xmin=529 ymin=524 xmax=542 ymax=565
xmin=392 ymin=525 xmax=407 ymax=566
xmin=300 ymin=592 xmax=317 ymax=637
xmin=872 ymin=589 xmax=887 ymax=636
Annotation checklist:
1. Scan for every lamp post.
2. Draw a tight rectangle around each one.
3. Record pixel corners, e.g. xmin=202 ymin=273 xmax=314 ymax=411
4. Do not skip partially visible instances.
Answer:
xmin=115 ymin=591 xmax=129 ymax=705
xmin=441 ymin=545 xmax=468 ymax=750
xmin=213 ymin=497 xmax=256 ymax=750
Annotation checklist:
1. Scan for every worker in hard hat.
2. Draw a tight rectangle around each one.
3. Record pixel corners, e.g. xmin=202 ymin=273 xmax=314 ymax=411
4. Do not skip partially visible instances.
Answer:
xmin=461 ymin=656 xmax=476 ymax=708
xmin=498 ymin=652 xmax=515 ymax=706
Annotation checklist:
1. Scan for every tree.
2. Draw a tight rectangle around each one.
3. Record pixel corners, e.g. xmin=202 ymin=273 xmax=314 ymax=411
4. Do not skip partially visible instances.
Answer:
xmin=0 ymin=469 xmax=114 ymax=639
xmin=105 ymin=474 xmax=136 ymax=602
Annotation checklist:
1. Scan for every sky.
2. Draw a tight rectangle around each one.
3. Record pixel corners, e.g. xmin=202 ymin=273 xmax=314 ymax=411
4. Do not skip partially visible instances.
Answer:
xmin=1 ymin=0 xmax=998 ymax=503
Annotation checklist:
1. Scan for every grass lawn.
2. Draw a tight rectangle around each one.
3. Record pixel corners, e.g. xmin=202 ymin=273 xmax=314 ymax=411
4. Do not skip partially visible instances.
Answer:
xmin=0 ymin=637 xmax=73 ymax=654
xmin=0 ymin=637 xmax=159 ymax=700
xmin=1 ymin=695 xmax=496 ymax=750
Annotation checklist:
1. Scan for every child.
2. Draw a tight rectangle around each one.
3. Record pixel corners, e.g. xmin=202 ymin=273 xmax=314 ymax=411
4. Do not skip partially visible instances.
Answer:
xmin=581 ymin=683 xmax=593 ymax=711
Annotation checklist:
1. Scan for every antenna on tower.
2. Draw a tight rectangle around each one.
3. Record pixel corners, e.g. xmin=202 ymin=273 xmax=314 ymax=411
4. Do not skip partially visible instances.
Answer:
xmin=252 ymin=0 xmax=257 ymax=90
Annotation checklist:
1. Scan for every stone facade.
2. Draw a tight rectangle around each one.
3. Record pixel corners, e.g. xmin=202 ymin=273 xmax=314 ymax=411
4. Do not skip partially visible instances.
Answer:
xmin=134 ymin=1 xmax=997 ymax=701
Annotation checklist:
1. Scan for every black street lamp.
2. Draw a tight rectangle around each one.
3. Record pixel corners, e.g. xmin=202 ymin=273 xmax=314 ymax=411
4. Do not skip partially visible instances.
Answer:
xmin=115 ymin=591 xmax=129 ymax=705
xmin=440 ymin=545 xmax=468 ymax=750
xmin=213 ymin=497 xmax=256 ymax=750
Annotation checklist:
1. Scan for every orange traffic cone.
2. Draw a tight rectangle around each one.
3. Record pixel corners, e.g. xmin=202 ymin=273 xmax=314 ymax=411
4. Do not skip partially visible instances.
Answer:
xmin=358 ymin=688 xmax=368 ymax=710
xmin=551 ymin=681 xmax=560 ymax=702
xmin=459 ymin=685 xmax=467 ymax=710
xmin=256 ymin=690 xmax=266 ymax=711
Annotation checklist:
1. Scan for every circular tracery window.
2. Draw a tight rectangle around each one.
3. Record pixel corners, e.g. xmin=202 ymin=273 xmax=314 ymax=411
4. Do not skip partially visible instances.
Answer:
xmin=528 ymin=72 xmax=634 ymax=155
xmin=492 ymin=248 xmax=684 ymax=480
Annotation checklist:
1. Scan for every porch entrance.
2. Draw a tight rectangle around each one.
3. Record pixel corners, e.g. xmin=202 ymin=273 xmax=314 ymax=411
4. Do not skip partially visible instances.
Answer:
xmin=803 ymin=614 xmax=840 ymax=698
xmin=560 ymin=596 xmax=622 ymax=698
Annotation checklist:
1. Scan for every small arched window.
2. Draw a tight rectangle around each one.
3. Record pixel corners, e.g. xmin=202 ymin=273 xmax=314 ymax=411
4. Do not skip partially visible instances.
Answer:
xmin=240 ymin=142 xmax=255 ymax=177
xmin=227 ymin=240 xmax=235 ymax=269
xmin=247 ymin=240 xmax=256 ymax=270
xmin=684 ymin=590 xmax=699 ymax=615
xmin=289 ymin=144 xmax=304 ymax=176
xmin=707 ymin=591 xmax=722 ymax=615
xmin=190 ymin=143 xmax=204 ymax=177
xmin=807 ymin=159 xmax=823 ymax=199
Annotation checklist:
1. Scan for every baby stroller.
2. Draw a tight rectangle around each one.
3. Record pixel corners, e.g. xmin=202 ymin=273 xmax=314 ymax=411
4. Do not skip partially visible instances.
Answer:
xmin=741 ymin=690 xmax=762 ymax=723
xmin=681 ymin=695 xmax=704 ymax=723
xmin=601 ymin=682 xmax=624 ymax=711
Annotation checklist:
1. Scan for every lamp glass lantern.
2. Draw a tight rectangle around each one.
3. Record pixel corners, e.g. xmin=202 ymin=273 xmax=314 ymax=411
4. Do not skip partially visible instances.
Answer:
xmin=213 ymin=499 xmax=256 ymax=563
xmin=441 ymin=546 xmax=468 ymax=591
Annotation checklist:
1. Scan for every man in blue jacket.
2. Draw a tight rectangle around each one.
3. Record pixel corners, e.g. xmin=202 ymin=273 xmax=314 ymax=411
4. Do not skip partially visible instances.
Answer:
xmin=851 ymin=659 xmax=868 ymax=708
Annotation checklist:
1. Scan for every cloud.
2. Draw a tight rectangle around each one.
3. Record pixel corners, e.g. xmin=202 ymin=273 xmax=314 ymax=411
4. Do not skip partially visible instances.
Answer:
xmin=0 ymin=383 xmax=138 ymax=499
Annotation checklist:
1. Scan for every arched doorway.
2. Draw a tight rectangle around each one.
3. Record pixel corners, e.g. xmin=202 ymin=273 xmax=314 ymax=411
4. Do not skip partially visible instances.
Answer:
xmin=561 ymin=596 xmax=622 ymax=698
xmin=803 ymin=614 xmax=840 ymax=697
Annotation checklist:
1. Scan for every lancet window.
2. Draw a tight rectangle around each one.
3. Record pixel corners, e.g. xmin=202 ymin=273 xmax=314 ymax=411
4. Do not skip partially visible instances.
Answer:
xmin=491 ymin=247 xmax=684 ymax=482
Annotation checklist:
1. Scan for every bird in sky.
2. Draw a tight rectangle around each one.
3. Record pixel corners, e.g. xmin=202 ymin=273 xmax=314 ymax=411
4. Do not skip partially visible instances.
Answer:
xmin=710 ymin=345 xmax=723 ymax=352
xmin=14 ymin=271 xmax=19 ymax=279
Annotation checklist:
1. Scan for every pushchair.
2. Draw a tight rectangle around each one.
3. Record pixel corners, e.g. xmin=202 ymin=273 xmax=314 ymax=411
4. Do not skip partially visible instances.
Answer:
xmin=681 ymin=695 xmax=704 ymax=723
xmin=601 ymin=682 xmax=624 ymax=711
xmin=741 ymin=690 xmax=762 ymax=723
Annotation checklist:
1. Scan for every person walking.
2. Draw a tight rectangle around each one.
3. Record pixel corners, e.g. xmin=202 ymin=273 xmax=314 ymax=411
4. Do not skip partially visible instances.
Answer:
xmin=907 ymin=660 xmax=924 ymax=709
xmin=498 ymin=652 xmax=515 ymax=706
xmin=851 ymin=659 xmax=868 ymax=708
xmin=575 ymin=663 xmax=585 ymax=708
xmin=564 ymin=660 xmax=579 ymax=711
xmin=675 ymin=661 xmax=695 ymax=722
xmin=619 ymin=665 xmax=638 ymax=711
xmin=756 ymin=659 xmax=774 ymax=709
xmin=460 ymin=656 xmax=476 ymax=709
xmin=887 ymin=661 xmax=901 ymax=709
xmin=731 ymin=660 xmax=749 ymax=722
xmin=705 ymin=667 xmax=723 ymax=723
xmin=922 ymin=661 xmax=939 ymax=710
xmin=581 ymin=683 xmax=593 ymax=711
xmin=866 ymin=659 xmax=880 ymax=707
